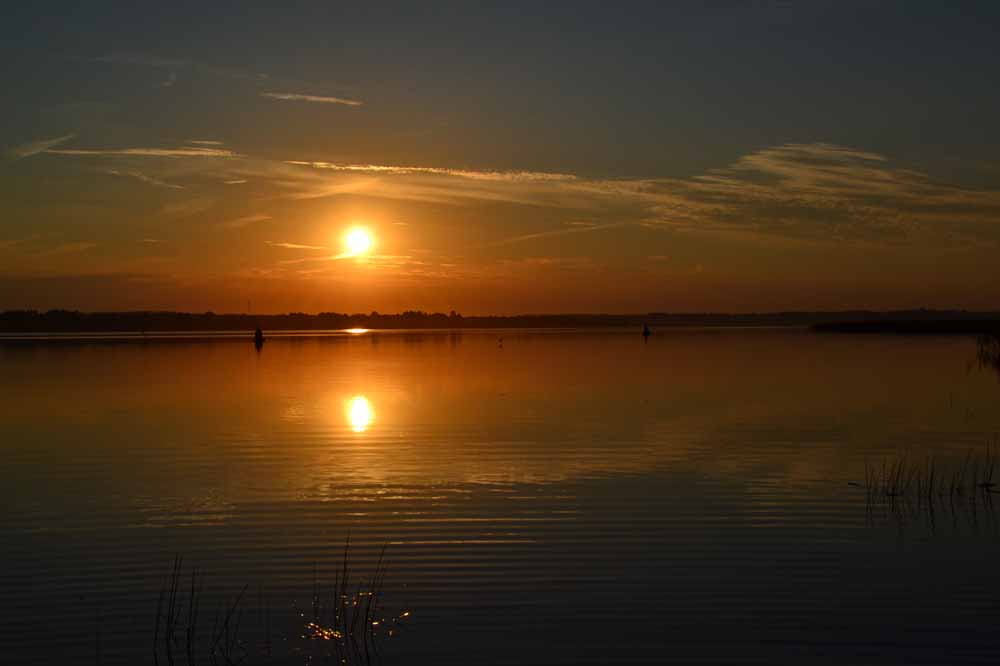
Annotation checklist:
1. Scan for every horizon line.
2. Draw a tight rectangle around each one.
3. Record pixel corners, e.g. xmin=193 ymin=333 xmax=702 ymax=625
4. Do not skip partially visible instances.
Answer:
xmin=4 ymin=308 xmax=1000 ymax=318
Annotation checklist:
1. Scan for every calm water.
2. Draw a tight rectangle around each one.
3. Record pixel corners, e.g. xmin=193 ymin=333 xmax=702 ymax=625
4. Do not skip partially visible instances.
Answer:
xmin=2 ymin=328 xmax=1000 ymax=664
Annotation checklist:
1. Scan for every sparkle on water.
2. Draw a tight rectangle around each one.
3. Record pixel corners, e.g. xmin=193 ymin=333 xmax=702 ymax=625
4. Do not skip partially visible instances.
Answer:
xmin=347 ymin=395 xmax=374 ymax=432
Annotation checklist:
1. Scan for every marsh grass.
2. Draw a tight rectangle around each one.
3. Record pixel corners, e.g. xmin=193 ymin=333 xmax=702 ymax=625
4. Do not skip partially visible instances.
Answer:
xmin=860 ymin=442 xmax=1000 ymax=530
xmin=300 ymin=537 xmax=411 ymax=665
xmin=978 ymin=334 xmax=1000 ymax=378
xmin=151 ymin=538 xmax=409 ymax=665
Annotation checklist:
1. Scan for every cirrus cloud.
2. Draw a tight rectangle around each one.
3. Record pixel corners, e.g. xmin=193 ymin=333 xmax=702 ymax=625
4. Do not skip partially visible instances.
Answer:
xmin=6 ymin=133 xmax=77 ymax=159
xmin=47 ymin=146 xmax=238 ymax=158
xmin=261 ymin=92 xmax=363 ymax=107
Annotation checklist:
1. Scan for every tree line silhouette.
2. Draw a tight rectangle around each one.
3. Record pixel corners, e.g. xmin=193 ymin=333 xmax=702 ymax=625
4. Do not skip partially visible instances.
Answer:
xmin=1 ymin=308 xmax=998 ymax=333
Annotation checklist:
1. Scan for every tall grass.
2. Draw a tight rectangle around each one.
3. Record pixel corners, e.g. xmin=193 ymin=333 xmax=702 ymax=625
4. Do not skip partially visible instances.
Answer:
xmin=862 ymin=444 xmax=997 ymax=504
xmin=978 ymin=334 xmax=1000 ymax=377
xmin=151 ymin=538 xmax=409 ymax=665
xmin=859 ymin=442 xmax=1000 ymax=530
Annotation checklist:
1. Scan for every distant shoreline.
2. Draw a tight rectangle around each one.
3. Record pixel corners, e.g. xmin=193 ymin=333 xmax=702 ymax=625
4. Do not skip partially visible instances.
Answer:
xmin=812 ymin=320 xmax=1000 ymax=335
xmin=2 ymin=309 xmax=999 ymax=335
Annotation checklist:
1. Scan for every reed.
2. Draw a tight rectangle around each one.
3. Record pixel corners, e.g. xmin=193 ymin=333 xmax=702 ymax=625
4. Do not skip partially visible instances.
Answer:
xmin=863 ymin=443 xmax=997 ymax=503
xmin=860 ymin=442 xmax=1000 ymax=533
xmin=977 ymin=334 xmax=1000 ymax=374
xmin=151 ymin=538 xmax=409 ymax=665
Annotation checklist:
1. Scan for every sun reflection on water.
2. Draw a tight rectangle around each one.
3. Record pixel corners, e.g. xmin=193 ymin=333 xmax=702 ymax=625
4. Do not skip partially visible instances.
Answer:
xmin=347 ymin=395 xmax=374 ymax=432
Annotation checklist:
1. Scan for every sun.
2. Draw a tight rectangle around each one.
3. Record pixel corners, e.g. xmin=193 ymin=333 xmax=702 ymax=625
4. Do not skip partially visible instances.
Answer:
xmin=344 ymin=227 xmax=373 ymax=256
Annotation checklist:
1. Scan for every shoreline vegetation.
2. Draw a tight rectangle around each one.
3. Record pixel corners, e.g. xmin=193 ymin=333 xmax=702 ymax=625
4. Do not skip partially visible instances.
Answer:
xmin=152 ymin=540 xmax=409 ymax=665
xmin=857 ymin=445 xmax=1000 ymax=531
xmin=1 ymin=308 xmax=999 ymax=334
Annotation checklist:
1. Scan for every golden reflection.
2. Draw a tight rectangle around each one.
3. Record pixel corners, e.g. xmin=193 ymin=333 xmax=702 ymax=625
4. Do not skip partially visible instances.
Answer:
xmin=346 ymin=395 xmax=374 ymax=432
xmin=345 ymin=328 xmax=369 ymax=334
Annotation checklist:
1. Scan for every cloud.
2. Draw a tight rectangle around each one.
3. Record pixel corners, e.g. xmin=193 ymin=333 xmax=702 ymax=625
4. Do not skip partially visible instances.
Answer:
xmin=7 ymin=133 xmax=76 ymax=159
xmin=106 ymin=169 xmax=184 ymax=189
xmin=285 ymin=160 xmax=575 ymax=182
xmin=262 ymin=92 xmax=363 ymax=107
xmin=488 ymin=221 xmax=630 ymax=247
xmin=188 ymin=140 xmax=224 ymax=146
xmin=265 ymin=240 xmax=327 ymax=250
xmin=94 ymin=53 xmax=191 ymax=68
xmin=502 ymin=142 xmax=1000 ymax=244
xmin=650 ymin=142 xmax=1000 ymax=241
xmin=139 ymin=238 xmax=166 ymax=244
xmin=277 ymin=254 xmax=346 ymax=266
xmin=47 ymin=146 xmax=237 ymax=158
xmin=44 ymin=140 xmax=998 ymax=248
xmin=273 ymin=160 xmax=582 ymax=207
xmin=274 ymin=253 xmax=427 ymax=276
xmin=161 ymin=198 xmax=214 ymax=217
xmin=249 ymin=148 xmax=999 ymax=241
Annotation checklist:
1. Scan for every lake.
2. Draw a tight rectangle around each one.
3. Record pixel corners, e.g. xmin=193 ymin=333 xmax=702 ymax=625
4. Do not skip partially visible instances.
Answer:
xmin=2 ymin=328 xmax=999 ymax=664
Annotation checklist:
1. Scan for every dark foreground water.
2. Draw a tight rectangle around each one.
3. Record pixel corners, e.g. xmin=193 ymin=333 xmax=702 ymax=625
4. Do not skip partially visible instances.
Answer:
xmin=2 ymin=328 xmax=1000 ymax=665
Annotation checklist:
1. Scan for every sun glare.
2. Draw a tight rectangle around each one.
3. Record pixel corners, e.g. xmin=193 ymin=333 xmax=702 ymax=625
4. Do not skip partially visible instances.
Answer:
xmin=346 ymin=395 xmax=374 ymax=432
xmin=344 ymin=227 xmax=373 ymax=256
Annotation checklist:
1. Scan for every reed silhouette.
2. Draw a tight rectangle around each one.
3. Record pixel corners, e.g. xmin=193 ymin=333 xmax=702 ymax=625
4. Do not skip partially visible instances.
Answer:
xmin=856 ymin=444 xmax=1000 ymax=531
xmin=151 ymin=539 xmax=408 ymax=665
xmin=978 ymin=334 xmax=1000 ymax=378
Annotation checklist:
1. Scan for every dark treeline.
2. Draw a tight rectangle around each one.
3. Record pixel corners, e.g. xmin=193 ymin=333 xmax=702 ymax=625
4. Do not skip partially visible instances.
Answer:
xmin=2 ymin=308 xmax=1000 ymax=333
xmin=813 ymin=319 xmax=1000 ymax=335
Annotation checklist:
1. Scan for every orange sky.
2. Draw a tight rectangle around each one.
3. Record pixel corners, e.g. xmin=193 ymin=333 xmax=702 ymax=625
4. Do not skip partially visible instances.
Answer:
xmin=2 ymin=5 xmax=1000 ymax=313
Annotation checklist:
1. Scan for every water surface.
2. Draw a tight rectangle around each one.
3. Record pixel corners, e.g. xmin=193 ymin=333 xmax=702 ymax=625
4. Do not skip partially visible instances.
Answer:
xmin=2 ymin=329 xmax=999 ymax=664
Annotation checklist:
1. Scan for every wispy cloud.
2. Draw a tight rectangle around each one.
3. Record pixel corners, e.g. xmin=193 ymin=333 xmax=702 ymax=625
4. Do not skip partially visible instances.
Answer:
xmin=44 ymin=140 xmax=999 ymax=249
xmin=262 ymin=92 xmax=363 ymax=107
xmin=276 ymin=252 xmax=420 ymax=270
xmin=286 ymin=161 xmax=575 ymax=182
xmin=265 ymin=240 xmax=327 ymax=250
xmin=139 ymin=238 xmax=166 ymax=244
xmin=7 ymin=133 xmax=76 ymax=159
xmin=94 ymin=53 xmax=191 ymax=68
xmin=648 ymin=142 xmax=1000 ymax=241
xmin=225 ymin=144 xmax=1000 ymax=244
xmin=161 ymin=198 xmax=214 ymax=217
xmin=488 ymin=221 xmax=630 ymax=247
xmin=47 ymin=146 xmax=237 ymax=158
xmin=107 ymin=169 xmax=184 ymax=189
xmin=188 ymin=140 xmax=224 ymax=146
